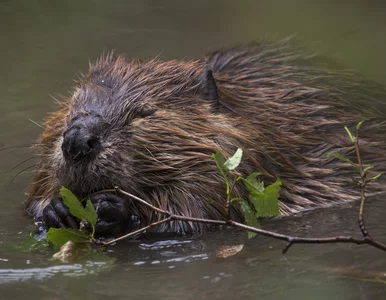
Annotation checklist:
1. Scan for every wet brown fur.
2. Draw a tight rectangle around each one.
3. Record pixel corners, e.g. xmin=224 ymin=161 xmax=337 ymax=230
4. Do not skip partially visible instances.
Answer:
xmin=26 ymin=40 xmax=386 ymax=233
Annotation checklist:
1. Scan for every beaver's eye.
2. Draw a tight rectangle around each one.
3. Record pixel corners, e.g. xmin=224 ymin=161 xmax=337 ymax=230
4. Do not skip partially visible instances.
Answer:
xmin=125 ymin=105 xmax=156 ymax=124
xmin=137 ymin=107 xmax=156 ymax=118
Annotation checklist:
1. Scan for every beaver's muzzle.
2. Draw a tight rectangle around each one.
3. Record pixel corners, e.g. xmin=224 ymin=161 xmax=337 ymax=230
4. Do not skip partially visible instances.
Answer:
xmin=61 ymin=113 xmax=105 ymax=162
xmin=62 ymin=126 xmax=101 ymax=162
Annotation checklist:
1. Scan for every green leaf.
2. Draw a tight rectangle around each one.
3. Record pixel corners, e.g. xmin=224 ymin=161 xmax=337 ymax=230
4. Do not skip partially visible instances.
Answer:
xmin=260 ymin=179 xmax=281 ymax=216
xmin=371 ymin=173 xmax=382 ymax=182
xmin=60 ymin=187 xmax=97 ymax=227
xmin=250 ymin=179 xmax=281 ymax=218
xmin=240 ymin=174 xmax=281 ymax=218
xmin=212 ymin=152 xmax=226 ymax=176
xmin=46 ymin=228 xmax=90 ymax=249
xmin=241 ymin=201 xmax=260 ymax=238
xmin=223 ymin=148 xmax=243 ymax=171
xmin=326 ymin=152 xmax=356 ymax=166
xmin=213 ymin=151 xmax=231 ymax=194
xmin=344 ymin=126 xmax=355 ymax=144
xmin=241 ymin=172 xmax=264 ymax=194
xmin=230 ymin=197 xmax=246 ymax=203
xmin=364 ymin=165 xmax=374 ymax=173
xmin=356 ymin=120 xmax=365 ymax=131
xmin=84 ymin=199 xmax=98 ymax=228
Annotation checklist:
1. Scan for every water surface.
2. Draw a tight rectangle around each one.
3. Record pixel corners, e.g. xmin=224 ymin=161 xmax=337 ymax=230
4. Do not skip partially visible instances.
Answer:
xmin=1 ymin=1 xmax=386 ymax=299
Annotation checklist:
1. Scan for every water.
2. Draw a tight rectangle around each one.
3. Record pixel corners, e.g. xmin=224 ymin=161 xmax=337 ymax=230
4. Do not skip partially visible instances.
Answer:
xmin=1 ymin=1 xmax=386 ymax=299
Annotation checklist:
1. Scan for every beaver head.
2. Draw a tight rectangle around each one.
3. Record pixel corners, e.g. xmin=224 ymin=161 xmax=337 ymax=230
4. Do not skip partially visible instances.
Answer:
xmin=56 ymin=56 xmax=229 ymax=197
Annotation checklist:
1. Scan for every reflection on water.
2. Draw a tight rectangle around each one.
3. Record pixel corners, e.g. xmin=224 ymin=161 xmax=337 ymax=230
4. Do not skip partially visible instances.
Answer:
xmin=1 ymin=0 xmax=386 ymax=299
xmin=0 ymin=264 xmax=99 ymax=284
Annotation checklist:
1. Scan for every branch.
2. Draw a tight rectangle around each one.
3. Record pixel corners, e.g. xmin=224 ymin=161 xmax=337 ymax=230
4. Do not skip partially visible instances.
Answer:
xmin=93 ymin=126 xmax=386 ymax=254
xmin=354 ymin=127 xmax=370 ymax=238
xmin=96 ymin=190 xmax=386 ymax=254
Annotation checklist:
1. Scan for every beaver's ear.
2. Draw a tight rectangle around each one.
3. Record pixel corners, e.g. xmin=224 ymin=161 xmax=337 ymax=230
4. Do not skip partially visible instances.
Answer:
xmin=198 ymin=70 xmax=220 ymax=112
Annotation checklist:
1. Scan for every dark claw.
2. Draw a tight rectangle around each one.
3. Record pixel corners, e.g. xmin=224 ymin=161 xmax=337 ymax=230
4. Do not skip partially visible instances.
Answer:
xmin=90 ymin=193 xmax=133 ymax=237
xmin=42 ymin=197 xmax=78 ymax=230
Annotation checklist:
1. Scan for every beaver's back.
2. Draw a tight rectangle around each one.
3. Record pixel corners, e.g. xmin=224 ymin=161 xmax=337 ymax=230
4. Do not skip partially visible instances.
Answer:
xmin=206 ymin=42 xmax=386 ymax=214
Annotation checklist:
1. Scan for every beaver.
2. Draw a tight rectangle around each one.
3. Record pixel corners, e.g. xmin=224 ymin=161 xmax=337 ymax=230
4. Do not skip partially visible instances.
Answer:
xmin=26 ymin=40 xmax=386 ymax=236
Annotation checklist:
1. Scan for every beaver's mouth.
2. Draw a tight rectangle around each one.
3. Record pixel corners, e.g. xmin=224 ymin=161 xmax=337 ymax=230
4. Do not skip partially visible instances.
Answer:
xmin=58 ymin=165 xmax=115 ymax=200
xmin=60 ymin=141 xmax=128 ymax=200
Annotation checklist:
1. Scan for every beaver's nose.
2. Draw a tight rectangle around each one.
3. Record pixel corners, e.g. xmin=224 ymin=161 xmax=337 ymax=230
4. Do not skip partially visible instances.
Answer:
xmin=62 ymin=126 xmax=101 ymax=162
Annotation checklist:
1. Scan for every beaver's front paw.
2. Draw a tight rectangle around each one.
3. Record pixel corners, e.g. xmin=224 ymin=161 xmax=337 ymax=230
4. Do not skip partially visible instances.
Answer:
xmin=90 ymin=193 xmax=132 ymax=237
xmin=42 ymin=194 xmax=134 ymax=237
xmin=42 ymin=197 xmax=79 ymax=230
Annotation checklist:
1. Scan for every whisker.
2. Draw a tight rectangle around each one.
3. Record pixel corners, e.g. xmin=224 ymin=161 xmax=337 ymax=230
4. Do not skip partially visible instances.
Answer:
xmin=28 ymin=118 xmax=44 ymax=128
xmin=1 ymin=156 xmax=37 ymax=174
xmin=0 ymin=144 xmax=38 ymax=152
xmin=50 ymin=93 xmax=68 ymax=105
xmin=10 ymin=165 xmax=37 ymax=184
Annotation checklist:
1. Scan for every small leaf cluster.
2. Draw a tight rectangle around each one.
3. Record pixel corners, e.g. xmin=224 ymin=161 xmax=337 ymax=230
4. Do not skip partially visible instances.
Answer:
xmin=46 ymin=187 xmax=97 ymax=249
xmin=327 ymin=122 xmax=382 ymax=182
xmin=213 ymin=148 xmax=281 ymax=238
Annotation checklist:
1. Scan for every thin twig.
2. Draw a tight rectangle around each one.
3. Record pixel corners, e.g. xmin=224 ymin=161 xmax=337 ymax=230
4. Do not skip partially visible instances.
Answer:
xmin=226 ymin=179 xmax=237 ymax=218
xmin=355 ymin=127 xmax=371 ymax=238
xmin=103 ymin=217 xmax=172 ymax=246
xmin=99 ymin=188 xmax=169 ymax=215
